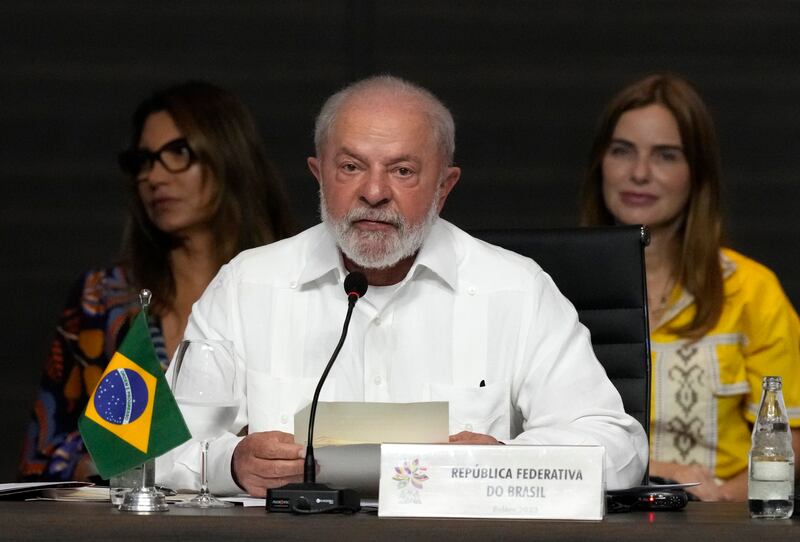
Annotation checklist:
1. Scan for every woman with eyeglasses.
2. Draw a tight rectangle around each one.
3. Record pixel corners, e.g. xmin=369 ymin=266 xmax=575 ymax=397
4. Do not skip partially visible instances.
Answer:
xmin=581 ymin=73 xmax=800 ymax=501
xmin=19 ymin=81 xmax=295 ymax=481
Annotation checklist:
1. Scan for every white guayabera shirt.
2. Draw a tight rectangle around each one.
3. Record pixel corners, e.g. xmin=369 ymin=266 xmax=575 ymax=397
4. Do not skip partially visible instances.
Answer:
xmin=157 ymin=219 xmax=648 ymax=494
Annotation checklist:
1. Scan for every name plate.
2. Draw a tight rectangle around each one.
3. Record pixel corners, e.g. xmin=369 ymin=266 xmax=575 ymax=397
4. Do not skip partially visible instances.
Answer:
xmin=378 ymin=443 xmax=605 ymax=520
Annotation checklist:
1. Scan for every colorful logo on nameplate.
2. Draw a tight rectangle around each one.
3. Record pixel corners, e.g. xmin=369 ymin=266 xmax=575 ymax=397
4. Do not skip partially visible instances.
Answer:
xmin=393 ymin=458 xmax=429 ymax=490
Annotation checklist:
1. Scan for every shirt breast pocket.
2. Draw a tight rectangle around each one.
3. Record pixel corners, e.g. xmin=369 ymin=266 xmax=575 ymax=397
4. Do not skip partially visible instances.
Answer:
xmin=707 ymin=339 xmax=750 ymax=398
xmin=429 ymin=380 xmax=510 ymax=439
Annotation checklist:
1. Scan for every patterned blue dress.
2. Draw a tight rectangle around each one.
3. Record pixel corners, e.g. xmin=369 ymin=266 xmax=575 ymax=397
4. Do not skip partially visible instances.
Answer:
xmin=19 ymin=266 xmax=168 ymax=481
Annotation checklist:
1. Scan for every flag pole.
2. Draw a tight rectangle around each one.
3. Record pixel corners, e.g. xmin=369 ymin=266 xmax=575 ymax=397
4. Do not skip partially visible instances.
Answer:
xmin=118 ymin=288 xmax=169 ymax=512
xmin=137 ymin=291 xmax=151 ymax=493
xmin=139 ymin=288 xmax=152 ymax=317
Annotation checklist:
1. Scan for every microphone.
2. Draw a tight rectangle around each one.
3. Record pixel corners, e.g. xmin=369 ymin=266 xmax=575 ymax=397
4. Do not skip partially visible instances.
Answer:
xmin=344 ymin=271 xmax=368 ymax=304
xmin=266 ymin=272 xmax=368 ymax=514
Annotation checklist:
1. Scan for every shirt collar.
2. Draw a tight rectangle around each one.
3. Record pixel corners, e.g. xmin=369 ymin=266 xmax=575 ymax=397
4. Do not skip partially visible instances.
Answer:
xmin=295 ymin=219 xmax=459 ymax=291
xmin=655 ymin=249 xmax=737 ymax=330
xmin=720 ymin=250 xmax=737 ymax=280
xmin=296 ymin=225 xmax=347 ymax=288
xmin=406 ymin=218 xmax=458 ymax=290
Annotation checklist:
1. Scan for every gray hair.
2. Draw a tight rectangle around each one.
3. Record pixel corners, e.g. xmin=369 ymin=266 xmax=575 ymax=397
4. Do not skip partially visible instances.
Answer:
xmin=313 ymin=75 xmax=456 ymax=164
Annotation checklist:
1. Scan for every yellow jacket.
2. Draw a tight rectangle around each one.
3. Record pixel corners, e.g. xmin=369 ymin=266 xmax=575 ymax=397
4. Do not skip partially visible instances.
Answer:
xmin=650 ymin=248 xmax=800 ymax=479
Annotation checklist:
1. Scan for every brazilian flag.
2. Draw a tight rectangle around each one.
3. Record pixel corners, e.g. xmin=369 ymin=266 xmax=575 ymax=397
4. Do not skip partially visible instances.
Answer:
xmin=78 ymin=311 xmax=191 ymax=479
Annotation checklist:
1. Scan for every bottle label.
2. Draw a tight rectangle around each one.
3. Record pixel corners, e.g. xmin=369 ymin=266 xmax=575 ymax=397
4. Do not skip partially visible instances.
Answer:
xmin=751 ymin=461 xmax=793 ymax=481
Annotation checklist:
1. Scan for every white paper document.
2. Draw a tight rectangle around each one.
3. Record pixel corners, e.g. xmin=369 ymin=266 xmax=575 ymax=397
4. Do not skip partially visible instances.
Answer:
xmin=294 ymin=401 xmax=449 ymax=446
xmin=0 ymin=481 xmax=92 ymax=499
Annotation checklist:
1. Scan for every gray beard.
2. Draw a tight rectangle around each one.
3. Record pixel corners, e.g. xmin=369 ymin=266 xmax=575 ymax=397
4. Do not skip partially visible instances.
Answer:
xmin=319 ymin=189 xmax=440 ymax=270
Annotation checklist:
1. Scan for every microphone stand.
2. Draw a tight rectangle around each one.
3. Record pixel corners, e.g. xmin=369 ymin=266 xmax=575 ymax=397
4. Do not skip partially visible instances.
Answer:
xmin=303 ymin=291 xmax=358 ymax=485
xmin=266 ymin=275 xmax=366 ymax=514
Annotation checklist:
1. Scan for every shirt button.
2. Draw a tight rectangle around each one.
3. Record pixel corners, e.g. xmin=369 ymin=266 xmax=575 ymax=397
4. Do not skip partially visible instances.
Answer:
xmin=373 ymin=376 xmax=382 ymax=386
xmin=289 ymin=281 xmax=298 ymax=289
xmin=467 ymin=286 xmax=477 ymax=295
xmin=280 ymin=415 xmax=289 ymax=424
xmin=374 ymin=317 xmax=382 ymax=326
xmin=464 ymin=423 xmax=473 ymax=431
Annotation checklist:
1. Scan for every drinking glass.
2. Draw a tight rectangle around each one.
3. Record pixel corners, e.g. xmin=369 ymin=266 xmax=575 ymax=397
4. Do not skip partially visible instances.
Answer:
xmin=171 ymin=339 xmax=240 ymax=508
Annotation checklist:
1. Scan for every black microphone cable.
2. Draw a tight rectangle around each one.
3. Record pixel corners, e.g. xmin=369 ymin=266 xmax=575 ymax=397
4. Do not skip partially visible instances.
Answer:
xmin=280 ymin=272 xmax=368 ymax=514
xmin=266 ymin=272 xmax=367 ymax=514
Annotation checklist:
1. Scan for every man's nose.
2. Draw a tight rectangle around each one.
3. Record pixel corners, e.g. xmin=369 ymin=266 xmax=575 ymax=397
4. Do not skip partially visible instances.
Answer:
xmin=359 ymin=168 xmax=391 ymax=206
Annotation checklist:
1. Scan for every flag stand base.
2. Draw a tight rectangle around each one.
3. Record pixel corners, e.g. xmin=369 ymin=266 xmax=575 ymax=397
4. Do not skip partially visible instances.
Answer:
xmin=119 ymin=486 xmax=169 ymax=512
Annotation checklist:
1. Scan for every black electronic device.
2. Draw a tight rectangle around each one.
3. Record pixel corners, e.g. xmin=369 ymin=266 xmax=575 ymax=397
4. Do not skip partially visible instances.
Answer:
xmin=266 ymin=272 xmax=368 ymax=514
xmin=606 ymin=487 xmax=688 ymax=513
xmin=633 ymin=488 xmax=688 ymax=510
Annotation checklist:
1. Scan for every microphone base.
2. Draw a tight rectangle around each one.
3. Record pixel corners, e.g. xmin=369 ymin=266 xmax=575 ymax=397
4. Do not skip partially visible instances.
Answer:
xmin=266 ymin=483 xmax=361 ymax=514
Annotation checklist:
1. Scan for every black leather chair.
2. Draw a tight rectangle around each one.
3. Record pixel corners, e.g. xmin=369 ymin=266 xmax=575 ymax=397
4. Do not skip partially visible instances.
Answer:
xmin=473 ymin=226 xmax=651 ymax=442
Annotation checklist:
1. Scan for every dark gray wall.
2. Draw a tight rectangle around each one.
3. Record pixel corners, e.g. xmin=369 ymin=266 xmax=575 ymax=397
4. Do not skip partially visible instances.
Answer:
xmin=2 ymin=1 xmax=798 ymax=481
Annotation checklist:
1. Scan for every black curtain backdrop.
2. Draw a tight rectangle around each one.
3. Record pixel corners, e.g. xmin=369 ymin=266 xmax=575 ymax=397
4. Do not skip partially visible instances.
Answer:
xmin=2 ymin=0 xmax=798 ymax=481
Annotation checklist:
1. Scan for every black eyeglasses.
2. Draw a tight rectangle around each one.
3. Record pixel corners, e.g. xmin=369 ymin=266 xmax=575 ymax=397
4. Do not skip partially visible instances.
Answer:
xmin=118 ymin=138 xmax=197 ymax=177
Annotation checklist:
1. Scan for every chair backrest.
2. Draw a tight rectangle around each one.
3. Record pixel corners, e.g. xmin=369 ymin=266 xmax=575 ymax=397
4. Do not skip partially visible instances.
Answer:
xmin=473 ymin=226 xmax=651 ymax=440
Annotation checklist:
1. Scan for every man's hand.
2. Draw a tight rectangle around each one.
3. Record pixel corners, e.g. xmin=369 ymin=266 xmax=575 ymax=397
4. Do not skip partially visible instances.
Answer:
xmin=232 ymin=431 xmax=305 ymax=497
xmin=449 ymin=431 xmax=500 ymax=445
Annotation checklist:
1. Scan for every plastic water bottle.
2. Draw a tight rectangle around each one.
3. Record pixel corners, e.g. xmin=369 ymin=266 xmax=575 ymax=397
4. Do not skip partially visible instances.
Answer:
xmin=748 ymin=376 xmax=794 ymax=519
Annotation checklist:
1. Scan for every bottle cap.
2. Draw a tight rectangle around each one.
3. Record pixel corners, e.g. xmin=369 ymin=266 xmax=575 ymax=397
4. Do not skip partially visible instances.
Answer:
xmin=763 ymin=376 xmax=782 ymax=390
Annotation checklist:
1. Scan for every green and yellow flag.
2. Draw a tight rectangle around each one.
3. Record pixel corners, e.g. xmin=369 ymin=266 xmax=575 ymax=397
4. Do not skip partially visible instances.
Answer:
xmin=78 ymin=311 xmax=191 ymax=479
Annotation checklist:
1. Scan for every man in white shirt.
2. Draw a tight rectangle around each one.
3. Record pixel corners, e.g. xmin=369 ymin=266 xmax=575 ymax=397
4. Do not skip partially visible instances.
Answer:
xmin=158 ymin=75 xmax=648 ymax=496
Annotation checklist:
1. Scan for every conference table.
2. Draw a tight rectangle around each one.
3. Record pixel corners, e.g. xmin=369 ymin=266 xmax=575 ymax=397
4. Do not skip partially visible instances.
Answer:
xmin=1 ymin=500 xmax=797 ymax=541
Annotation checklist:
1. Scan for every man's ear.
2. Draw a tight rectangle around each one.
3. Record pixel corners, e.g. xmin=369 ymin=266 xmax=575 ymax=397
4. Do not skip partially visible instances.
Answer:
xmin=436 ymin=166 xmax=461 ymax=213
xmin=308 ymin=156 xmax=323 ymax=185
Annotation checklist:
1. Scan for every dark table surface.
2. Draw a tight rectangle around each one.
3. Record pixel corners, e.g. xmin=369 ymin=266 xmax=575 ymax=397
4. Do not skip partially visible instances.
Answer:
xmin=1 ymin=500 xmax=797 ymax=541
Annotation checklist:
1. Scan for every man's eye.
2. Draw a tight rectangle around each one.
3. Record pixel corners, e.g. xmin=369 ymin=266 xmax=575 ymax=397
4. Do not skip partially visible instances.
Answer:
xmin=395 ymin=167 xmax=413 ymax=176
xmin=341 ymin=163 xmax=358 ymax=172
